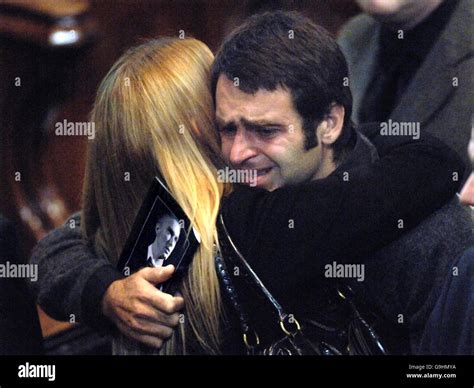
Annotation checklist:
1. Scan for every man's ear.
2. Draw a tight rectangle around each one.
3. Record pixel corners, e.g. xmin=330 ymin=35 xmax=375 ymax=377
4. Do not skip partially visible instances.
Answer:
xmin=319 ymin=104 xmax=345 ymax=146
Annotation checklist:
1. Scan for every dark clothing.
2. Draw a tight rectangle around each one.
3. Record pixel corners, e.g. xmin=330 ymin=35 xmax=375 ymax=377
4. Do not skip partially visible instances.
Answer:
xmin=31 ymin=221 xmax=121 ymax=334
xmin=419 ymin=247 xmax=474 ymax=355
xmin=359 ymin=0 xmax=459 ymax=122
xmin=220 ymin=126 xmax=461 ymax=318
xmin=0 ymin=216 xmax=43 ymax=354
xmin=30 ymin=125 xmax=464 ymax=353
xmin=220 ymin=126 xmax=472 ymax=353
xmin=359 ymin=196 xmax=472 ymax=354
xmin=338 ymin=0 xmax=473 ymax=175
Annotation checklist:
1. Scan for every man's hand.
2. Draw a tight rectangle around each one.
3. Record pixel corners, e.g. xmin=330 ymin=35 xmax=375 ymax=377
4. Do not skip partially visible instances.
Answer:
xmin=102 ymin=265 xmax=184 ymax=349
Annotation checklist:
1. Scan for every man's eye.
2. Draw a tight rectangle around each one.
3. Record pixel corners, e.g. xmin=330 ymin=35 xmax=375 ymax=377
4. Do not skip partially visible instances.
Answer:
xmin=219 ymin=126 xmax=236 ymax=137
xmin=256 ymin=127 xmax=277 ymax=137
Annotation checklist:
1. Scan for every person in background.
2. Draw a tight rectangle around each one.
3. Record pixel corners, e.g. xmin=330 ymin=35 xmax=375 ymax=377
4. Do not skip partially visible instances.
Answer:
xmin=419 ymin=125 xmax=474 ymax=355
xmin=338 ymin=0 xmax=473 ymax=175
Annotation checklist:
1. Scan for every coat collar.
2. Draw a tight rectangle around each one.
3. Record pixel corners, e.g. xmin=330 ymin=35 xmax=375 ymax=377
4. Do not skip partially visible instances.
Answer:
xmin=331 ymin=128 xmax=379 ymax=176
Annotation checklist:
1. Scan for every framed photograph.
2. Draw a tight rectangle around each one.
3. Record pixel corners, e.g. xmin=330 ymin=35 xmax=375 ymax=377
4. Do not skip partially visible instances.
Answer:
xmin=117 ymin=176 xmax=200 ymax=293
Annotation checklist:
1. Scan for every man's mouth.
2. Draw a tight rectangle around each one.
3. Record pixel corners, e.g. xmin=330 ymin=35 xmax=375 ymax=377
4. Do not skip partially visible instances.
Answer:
xmin=237 ymin=167 xmax=272 ymax=176
xmin=253 ymin=167 xmax=275 ymax=188
xmin=231 ymin=166 xmax=275 ymax=187
xmin=256 ymin=167 xmax=273 ymax=176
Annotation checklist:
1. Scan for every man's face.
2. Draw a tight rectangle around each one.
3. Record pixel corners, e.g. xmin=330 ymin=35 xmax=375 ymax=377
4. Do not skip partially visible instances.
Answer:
xmin=356 ymin=0 xmax=443 ymax=27
xmin=154 ymin=214 xmax=180 ymax=260
xmin=216 ymin=75 xmax=325 ymax=191
xmin=459 ymin=127 xmax=474 ymax=206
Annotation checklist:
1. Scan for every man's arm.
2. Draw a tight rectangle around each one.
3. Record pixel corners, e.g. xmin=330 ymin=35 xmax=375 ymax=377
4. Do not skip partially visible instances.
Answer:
xmin=221 ymin=132 xmax=465 ymax=296
xmin=30 ymin=214 xmax=183 ymax=348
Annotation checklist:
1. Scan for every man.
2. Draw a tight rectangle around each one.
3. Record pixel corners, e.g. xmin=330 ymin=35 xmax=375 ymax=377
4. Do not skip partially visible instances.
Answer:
xmin=147 ymin=214 xmax=180 ymax=268
xmin=30 ymin=11 xmax=466 ymax=353
xmin=338 ymin=0 xmax=473 ymax=175
xmin=211 ymin=11 xmax=471 ymax=353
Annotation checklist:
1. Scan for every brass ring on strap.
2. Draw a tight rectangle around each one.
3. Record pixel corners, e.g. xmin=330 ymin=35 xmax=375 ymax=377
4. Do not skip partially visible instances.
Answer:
xmin=280 ymin=317 xmax=301 ymax=336
xmin=243 ymin=331 xmax=260 ymax=349
xmin=337 ymin=287 xmax=347 ymax=300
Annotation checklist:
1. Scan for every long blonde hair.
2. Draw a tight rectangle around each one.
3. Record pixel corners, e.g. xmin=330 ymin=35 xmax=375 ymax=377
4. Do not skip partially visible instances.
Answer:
xmin=82 ymin=38 xmax=228 ymax=354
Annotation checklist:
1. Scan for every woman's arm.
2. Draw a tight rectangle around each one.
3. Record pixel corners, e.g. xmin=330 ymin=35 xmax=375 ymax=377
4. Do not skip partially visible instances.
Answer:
xmin=30 ymin=214 xmax=184 ymax=347
xmin=29 ymin=214 xmax=122 ymax=330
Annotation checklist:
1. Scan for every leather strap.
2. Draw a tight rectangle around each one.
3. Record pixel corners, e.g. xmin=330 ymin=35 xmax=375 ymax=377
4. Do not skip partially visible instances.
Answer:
xmin=217 ymin=213 xmax=303 ymax=351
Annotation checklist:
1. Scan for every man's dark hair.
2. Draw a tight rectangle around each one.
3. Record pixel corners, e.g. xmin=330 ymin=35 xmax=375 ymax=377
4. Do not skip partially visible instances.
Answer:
xmin=211 ymin=11 xmax=354 ymax=161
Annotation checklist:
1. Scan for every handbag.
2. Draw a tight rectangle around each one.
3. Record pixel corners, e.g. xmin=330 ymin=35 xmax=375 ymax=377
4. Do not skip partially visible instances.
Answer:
xmin=217 ymin=214 xmax=388 ymax=355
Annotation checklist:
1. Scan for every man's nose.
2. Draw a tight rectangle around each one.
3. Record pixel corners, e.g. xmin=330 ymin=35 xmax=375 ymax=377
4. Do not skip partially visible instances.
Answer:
xmin=228 ymin=129 xmax=257 ymax=166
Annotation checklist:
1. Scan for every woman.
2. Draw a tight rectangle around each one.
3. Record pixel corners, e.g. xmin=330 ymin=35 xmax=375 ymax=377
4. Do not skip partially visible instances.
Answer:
xmin=63 ymin=37 xmax=461 ymax=355
xmin=82 ymin=37 xmax=229 ymax=354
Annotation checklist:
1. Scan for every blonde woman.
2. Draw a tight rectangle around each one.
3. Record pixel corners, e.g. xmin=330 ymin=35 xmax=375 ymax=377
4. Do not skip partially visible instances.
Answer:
xmin=82 ymin=37 xmax=229 ymax=355
xmin=32 ymin=35 xmax=462 ymax=355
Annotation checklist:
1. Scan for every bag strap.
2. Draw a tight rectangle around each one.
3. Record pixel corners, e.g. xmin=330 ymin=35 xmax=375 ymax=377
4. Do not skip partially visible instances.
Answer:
xmin=218 ymin=214 xmax=390 ymax=355
xmin=215 ymin=255 xmax=261 ymax=352
xmin=218 ymin=215 xmax=285 ymax=317
xmin=218 ymin=214 xmax=302 ymax=342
